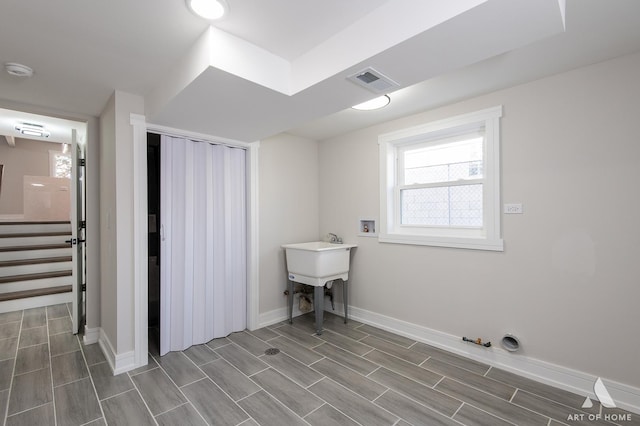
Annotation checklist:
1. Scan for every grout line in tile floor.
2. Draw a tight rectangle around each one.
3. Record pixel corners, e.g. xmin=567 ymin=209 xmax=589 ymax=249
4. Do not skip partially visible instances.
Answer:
xmin=176 ymin=349 xmax=259 ymax=425
xmin=369 ymin=387 xmax=405 ymax=423
xmin=76 ymin=371 xmax=104 ymax=426
xmin=283 ymin=319 xmax=629 ymax=426
xmin=148 ymin=355 xmax=212 ymax=424
xmin=451 ymin=401 xmax=465 ymax=419
xmin=3 ymin=313 xmax=20 ymax=424
xmin=46 ymin=308 xmax=56 ymax=426
xmin=2 ymin=306 xmax=637 ymax=426
xmin=303 ymin=342 xmax=444 ymax=425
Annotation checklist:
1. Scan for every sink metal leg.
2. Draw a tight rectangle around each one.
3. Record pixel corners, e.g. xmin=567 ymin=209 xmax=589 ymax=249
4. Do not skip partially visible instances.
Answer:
xmin=327 ymin=284 xmax=335 ymax=310
xmin=314 ymin=285 xmax=324 ymax=335
xmin=343 ymin=280 xmax=348 ymax=324
xmin=288 ymin=280 xmax=294 ymax=324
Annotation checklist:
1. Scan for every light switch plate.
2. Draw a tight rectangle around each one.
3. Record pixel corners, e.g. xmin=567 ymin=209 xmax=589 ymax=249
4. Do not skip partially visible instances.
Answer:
xmin=504 ymin=203 xmax=523 ymax=214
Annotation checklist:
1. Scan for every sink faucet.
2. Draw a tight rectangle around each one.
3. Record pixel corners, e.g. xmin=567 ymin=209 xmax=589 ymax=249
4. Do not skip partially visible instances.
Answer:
xmin=327 ymin=233 xmax=343 ymax=244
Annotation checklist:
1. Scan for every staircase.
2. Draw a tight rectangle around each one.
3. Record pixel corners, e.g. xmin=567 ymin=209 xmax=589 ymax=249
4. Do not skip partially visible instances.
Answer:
xmin=0 ymin=221 xmax=74 ymax=313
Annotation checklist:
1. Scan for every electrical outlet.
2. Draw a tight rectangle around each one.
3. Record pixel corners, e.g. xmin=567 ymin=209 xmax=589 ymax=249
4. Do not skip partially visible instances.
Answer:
xmin=504 ymin=203 xmax=523 ymax=214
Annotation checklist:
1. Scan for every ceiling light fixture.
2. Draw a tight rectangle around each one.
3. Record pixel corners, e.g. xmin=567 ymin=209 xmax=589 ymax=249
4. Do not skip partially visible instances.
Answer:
xmin=352 ymin=95 xmax=391 ymax=111
xmin=15 ymin=122 xmax=50 ymax=138
xmin=5 ymin=62 xmax=34 ymax=78
xmin=186 ymin=0 xmax=228 ymax=20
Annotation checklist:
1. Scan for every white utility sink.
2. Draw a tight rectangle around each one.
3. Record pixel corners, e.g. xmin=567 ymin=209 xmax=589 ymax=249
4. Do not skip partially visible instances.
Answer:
xmin=281 ymin=241 xmax=357 ymax=286
xmin=282 ymin=241 xmax=357 ymax=335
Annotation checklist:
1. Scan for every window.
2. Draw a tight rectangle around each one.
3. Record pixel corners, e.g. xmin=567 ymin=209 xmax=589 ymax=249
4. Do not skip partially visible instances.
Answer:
xmin=49 ymin=150 xmax=72 ymax=179
xmin=379 ymin=106 xmax=503 ymax=251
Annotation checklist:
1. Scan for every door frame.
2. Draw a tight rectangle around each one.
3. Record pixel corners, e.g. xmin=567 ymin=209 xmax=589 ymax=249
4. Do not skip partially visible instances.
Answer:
xmin=0 ymin=101 xmax=99 ymax=336
xmin=0 ymin=105 xmax=94 ymax=322
xmin=70 ymin=128 xmax=86 ymax=334
xmin=130 ymin=114 xmax=260 ymax=370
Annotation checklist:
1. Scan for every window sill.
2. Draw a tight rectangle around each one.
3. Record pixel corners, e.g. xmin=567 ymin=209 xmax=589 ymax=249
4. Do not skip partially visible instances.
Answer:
xmin=378 ymin=233 xmax=504 ymax=251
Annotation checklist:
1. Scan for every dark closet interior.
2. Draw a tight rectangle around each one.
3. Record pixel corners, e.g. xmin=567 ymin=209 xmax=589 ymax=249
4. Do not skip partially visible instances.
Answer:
xmin=147 ymin=133 xmax=161 ymax=339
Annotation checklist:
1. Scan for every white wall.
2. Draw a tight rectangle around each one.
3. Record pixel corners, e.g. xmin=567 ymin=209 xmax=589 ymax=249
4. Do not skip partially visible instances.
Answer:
xmin=99 ymin=90 xmax=145 ymax=356
xmin=99 ymin=94 xmax=117 ymax=347
xmin=318 ymin=52 xmax=640 ymax=389
xmin=258 ymin=133 xmax=319 ymax=320
xmin=0 ymin=138 xmax=51 ymax=215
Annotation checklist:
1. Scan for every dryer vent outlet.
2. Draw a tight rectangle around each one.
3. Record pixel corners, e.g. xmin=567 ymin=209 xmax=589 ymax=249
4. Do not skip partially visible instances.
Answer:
xmin=501 ymin=334 xmax=521 ymax=352
xmin=347 ymin=67 xmax=400 ymax=94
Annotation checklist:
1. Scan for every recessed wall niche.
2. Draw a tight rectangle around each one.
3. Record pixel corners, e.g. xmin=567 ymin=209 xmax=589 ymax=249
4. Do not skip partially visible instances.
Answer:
xmin=358 ymin=218 xmax=377 ymax=237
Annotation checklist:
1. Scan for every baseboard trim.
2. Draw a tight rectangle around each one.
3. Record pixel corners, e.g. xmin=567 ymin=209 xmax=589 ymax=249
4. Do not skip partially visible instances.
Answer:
xmin=339 ymin=303 xmax=640 ymax=415
xmin=83 ymin=326 xmax=100 ymax=345
xmin=257 ymin=300 xmax=313 ymax=329
xmin=98 ymin=329 xmax=136 ymax=375
xmin=257 ymin=301 xmax=640 ymax=414
xmin=0 ymin=292 xmax=72 ymax=314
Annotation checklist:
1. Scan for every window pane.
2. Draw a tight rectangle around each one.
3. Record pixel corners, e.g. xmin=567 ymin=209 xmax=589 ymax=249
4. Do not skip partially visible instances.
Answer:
xmin=54 ymin=154 xmax=72 ymax=179
xmin=401 ymin=184 xmax=483 ymax=227
xmin=403 ymin=137 xmax=483 ymax=185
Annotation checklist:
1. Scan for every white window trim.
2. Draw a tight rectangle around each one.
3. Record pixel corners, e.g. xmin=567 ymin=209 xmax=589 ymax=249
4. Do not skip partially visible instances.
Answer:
xmin=379 ymin=106 xmax=504 ymax=251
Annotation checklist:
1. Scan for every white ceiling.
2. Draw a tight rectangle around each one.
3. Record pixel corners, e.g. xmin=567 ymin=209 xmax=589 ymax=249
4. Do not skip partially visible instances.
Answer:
xmin=214 ymin=0 xmax=389 ymax=61
xmin=0 ymin=0 xmax=639 ymax=143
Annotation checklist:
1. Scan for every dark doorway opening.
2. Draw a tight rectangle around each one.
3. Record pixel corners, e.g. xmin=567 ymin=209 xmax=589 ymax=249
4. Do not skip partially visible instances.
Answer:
xmin=147 ymin=133 xmax=161 ymax=350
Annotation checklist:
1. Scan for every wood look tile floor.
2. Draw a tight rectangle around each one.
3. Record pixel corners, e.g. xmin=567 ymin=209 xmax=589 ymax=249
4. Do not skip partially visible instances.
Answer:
xmin=0 ymin=305 xmax=637 ymax=426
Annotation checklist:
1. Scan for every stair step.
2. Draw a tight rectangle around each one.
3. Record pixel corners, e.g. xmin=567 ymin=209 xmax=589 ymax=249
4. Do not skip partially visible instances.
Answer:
xmin=0 ymin=256 xmax=72 ymax=267
xmin=0 ymin=228 xmax=71 ymax=240
xmin=0 ymin=221 xmax=71 ymax=225
xmin=0 ymin=260 xmax=72 ymax=278
xmin=0 ymin=232 xmax=71 ymax=238
xmin=0 ymin=235 xmax=72 ymax=248
xmin=0 ymin=222 xmax=71 ymax=235
xmin=0 ymin=244 xmax=71 ymax=253
xmin=0 ymin=222 xmax=75 ymax=308
xmin=0 ymin=247 xmax=72 ymax=262
xmin=0 ymin=270 xmax=72 ymax=284
xmin=0 ymin=275 xmax=72 ymax=293
xmin=0 ymin=285 xmax=72 ymax=302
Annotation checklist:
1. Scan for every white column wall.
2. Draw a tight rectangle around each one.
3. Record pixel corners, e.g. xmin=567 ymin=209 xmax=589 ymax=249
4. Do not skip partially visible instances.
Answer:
xmin=257 ymin=133 xmax=320 ymax=323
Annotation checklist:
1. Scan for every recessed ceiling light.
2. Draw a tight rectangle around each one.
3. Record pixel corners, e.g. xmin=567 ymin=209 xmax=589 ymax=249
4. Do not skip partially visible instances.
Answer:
xmin=5 ymin=62 xmax=34 ymax=78
xmin=186 ymin=0 xmax=228 ymax=20
xmin=352 ymin=95 xmax=391 ymax=111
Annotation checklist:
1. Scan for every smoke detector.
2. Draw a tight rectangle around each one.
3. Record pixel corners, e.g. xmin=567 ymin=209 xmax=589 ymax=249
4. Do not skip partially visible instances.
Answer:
xmin=347 ymin=67 xmax=399 ymax=94
xmin=5 ymin=63 xmax=34 ymax=78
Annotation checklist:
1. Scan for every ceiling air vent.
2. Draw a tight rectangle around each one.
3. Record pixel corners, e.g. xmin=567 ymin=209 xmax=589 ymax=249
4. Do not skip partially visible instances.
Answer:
xmin=347 ymin=67 xmax=400 ymax=94
xmin=15 ymin=122 xmax=50 ymax=138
